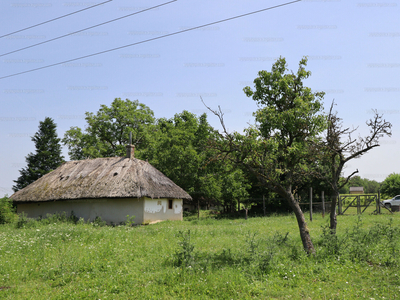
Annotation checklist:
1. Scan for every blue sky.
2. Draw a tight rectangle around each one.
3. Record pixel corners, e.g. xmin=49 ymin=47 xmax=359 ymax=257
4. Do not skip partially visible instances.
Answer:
xmin=1 ymin=0 xmax=399 ymax=196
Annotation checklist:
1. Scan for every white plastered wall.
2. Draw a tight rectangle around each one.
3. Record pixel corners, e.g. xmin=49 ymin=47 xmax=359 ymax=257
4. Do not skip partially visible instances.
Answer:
xmin=17 ymin=198 xmax=144 ymax=225
xmin=143 ymin=198 xmax=182 ymax=223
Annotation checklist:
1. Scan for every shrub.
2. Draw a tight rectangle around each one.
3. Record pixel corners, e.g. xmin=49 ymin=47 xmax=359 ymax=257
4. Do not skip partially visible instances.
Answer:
xmin=182 ymin=210 xmax=193 ymax=218
xmin=15 ymin=212 xmax=36 ymax=228
xmin=0 ymin=196 xmax=17 ymax=224
xmin=125 ymin=215 xmax=135 ymax=227
xmin=92 ymin=216 xmax=106 ymax=227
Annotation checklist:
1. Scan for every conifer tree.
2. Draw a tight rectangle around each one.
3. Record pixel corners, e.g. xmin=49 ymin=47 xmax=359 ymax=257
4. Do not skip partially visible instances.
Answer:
xmin=12 ymin=117 xmax=64 ymax=192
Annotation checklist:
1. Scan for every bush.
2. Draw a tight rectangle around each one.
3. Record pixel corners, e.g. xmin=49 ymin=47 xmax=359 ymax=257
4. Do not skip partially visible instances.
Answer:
xmin=182 ymin=210 xmax=193 ymax=218
xmin=15 ymin=212 xmax=36 ymax=228
xmin=124 ymin=215 xmax=135 ymax=227
xmin=0 ymin=196 xmax=17 ymax=224
xmin=37 ymin=211 xmax=79 ymax=225
xmin=92 ymin=216 xmax=106 ymax=227
xmin=14 ymin=211 xmax=84 ymax=228
xmin=316 ymin=216 xmax=400 ymax=266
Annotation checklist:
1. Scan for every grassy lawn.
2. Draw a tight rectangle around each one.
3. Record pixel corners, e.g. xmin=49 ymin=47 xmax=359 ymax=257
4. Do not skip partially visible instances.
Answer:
xmin=1 ymin=212 xmax=400 ymax=299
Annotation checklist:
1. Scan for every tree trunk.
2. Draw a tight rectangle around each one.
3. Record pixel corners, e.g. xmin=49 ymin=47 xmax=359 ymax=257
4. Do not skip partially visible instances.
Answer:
xmin=329 ymin=179 xmax=339 ymax=232
xmin=285 ymin=189 xmax=315 ymax=254
xmin=330 ymin=193 xmax=338 ymax=233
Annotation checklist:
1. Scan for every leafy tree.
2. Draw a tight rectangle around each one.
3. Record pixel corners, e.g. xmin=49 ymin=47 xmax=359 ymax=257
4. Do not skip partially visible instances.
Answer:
xmin=206 ymin=57 xmax=326 ymax=253
xmin=13 ymin=117 xmax=64 ymax=192
xmin=245 ymin=173 xmax=292 ymax=213
xmin=347 ymin=176 xmax=365 ymax=190
xmin=380 ymin=173 xmax=400 ymax=199
xmin=145 ymin=111 xmax=223 ymax=204
xmin=63 ymin=98 xmax=155 ymax=160
xmin=295 ymin=175 xmax=334 ymax=210
xmin=364 ymin=178 xmax=380 ymax=194
xmin=220 ymin=168 xmax=250 ymax=213
xmin=338 ymin=176 xmax=380 ymax=194
xmin=318 ymin=102 xmax=391 ymax=232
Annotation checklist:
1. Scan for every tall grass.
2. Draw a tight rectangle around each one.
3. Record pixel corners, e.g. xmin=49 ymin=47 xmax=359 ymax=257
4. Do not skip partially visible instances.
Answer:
xmin=0 ymin=212 xmax=399 ymax=299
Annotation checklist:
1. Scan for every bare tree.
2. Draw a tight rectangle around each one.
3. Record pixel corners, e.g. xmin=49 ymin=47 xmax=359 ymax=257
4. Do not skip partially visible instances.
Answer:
xmin=320 ymin=101 xmax=392 ymax=232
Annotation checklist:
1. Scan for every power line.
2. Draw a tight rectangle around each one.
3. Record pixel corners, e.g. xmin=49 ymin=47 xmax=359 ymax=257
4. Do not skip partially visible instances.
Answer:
xmin=0 ymin=0 xmax=113 ymax=39
xmin=0 ymin=0 xmax=302 ymax=80
xmin=0 ymin=0 xmax=177 ymax=57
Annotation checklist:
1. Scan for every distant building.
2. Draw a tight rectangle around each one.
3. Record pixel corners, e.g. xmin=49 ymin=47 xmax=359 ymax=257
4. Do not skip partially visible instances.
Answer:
xmin=11 ymin=144 xmax=192 ymax=224
xmin=349 ymin=187 xmax=364 ymax=194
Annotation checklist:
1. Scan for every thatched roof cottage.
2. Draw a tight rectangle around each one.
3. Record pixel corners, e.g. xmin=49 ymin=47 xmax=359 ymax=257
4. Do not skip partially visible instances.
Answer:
xmin=11 ymin=145 xmax=192 ymax=224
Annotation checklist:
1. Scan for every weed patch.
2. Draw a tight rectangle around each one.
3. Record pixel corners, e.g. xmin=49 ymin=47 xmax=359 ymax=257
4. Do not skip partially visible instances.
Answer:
xmin=316 ymin=216 xmax=400 ymax=267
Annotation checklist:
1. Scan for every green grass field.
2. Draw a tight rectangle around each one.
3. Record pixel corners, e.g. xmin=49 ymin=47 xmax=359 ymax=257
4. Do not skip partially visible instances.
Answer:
xmin=1 ymin=211 xmax=400 ymax=299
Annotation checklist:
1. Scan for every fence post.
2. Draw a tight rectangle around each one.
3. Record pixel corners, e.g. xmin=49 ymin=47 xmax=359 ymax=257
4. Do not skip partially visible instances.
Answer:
xmin=338 ymin=194 xmax=342 ymax=215
xmin=378 ymin=190 xmax=381 ymax=214
xmin=263 ymin=195 xmax=266 ymax=217
xmin=322 ymin=191 xmax=325 ymax=218
xmin=310 ymin=187 xmax=313 ymax=221
xmin=357 ymin=195 xmax=361 ymax=214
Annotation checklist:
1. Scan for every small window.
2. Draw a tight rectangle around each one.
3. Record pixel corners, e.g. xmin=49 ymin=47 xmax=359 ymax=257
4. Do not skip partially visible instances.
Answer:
xmin=168 ymin=199 xmax=173 ymax=209
xmin=157 ymin=200 xmax=162 ymax=205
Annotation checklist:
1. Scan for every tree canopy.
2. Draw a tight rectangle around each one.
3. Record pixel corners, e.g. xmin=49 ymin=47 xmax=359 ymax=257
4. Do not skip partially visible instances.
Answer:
xmin=13 ymin=117 xmax=64 ymax=192
xmin=338 ymin=176 xmax=380 ymax=194
xmin=380 ymin=173 xmax=400 ymax=199
xmin=145 ymin=111 xmax=213 ymax=198
xmin=145 ymin=111 xmax=250 ymax=207
xmin=63 ymin=98 xmax=155 ymax=160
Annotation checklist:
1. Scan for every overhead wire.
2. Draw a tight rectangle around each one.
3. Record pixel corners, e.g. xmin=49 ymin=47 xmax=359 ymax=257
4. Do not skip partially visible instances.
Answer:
xmin=0 ymin=0 xmax=177 ymax=57
xmin=0 ymin=0 xmax=113 ymax=39
xmin=0 ymin=0 xmax=302 ymax=80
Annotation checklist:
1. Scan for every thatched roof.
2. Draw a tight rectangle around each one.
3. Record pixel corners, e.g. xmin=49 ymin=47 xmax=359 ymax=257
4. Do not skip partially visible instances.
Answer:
xmin=11 ymin=157 xmax=192 ymax=203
